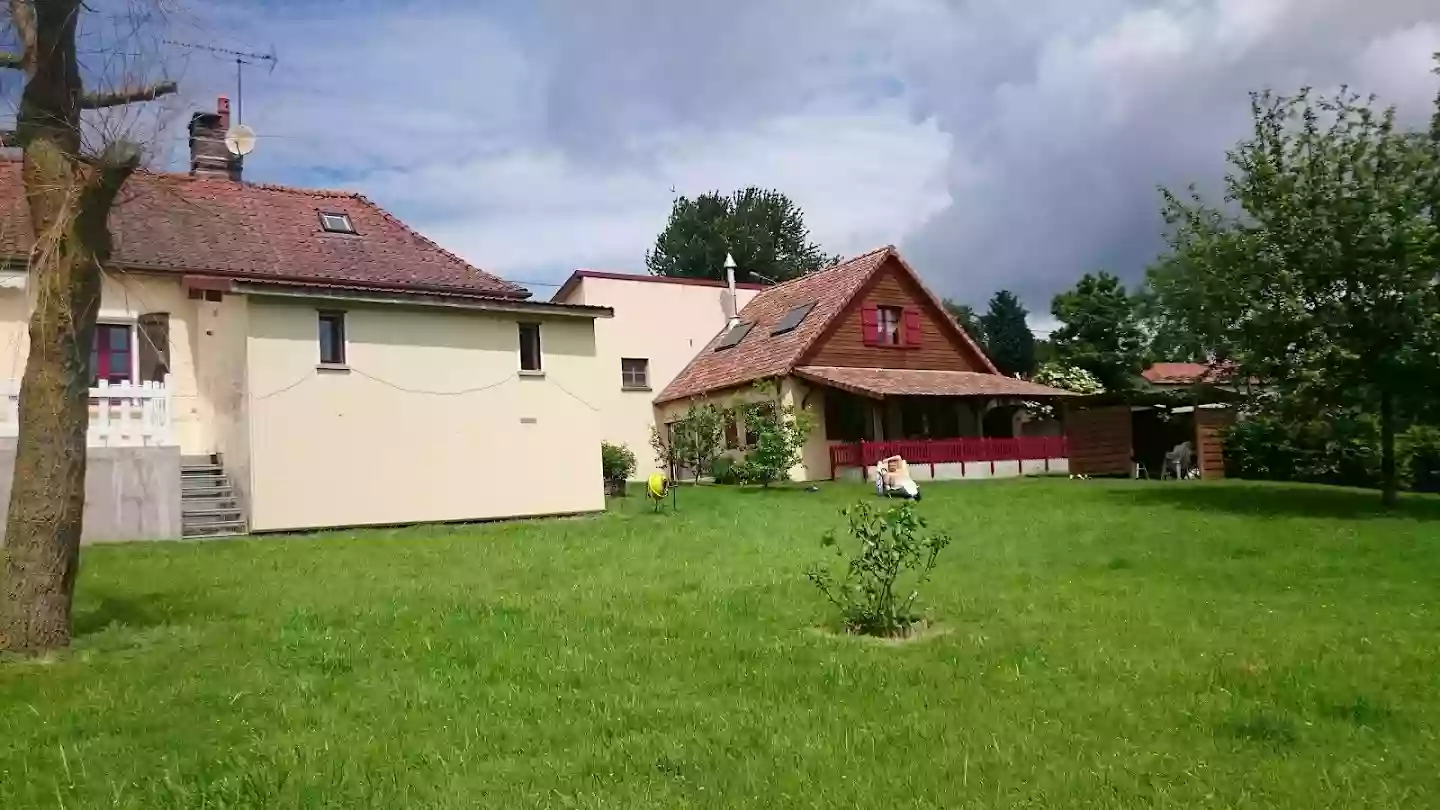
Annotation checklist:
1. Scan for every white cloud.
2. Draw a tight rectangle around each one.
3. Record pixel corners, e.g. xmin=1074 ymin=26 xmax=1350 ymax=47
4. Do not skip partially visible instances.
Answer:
xmin=360 ymin=106 xmax=953 ymax=280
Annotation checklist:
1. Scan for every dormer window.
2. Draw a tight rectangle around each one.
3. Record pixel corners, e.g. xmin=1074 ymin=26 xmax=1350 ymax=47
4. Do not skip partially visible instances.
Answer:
xmin=319 ymin=212 xmax=356 ymax=234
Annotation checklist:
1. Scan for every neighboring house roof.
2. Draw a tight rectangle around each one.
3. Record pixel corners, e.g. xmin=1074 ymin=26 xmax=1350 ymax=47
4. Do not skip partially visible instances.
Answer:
xmin=794 ymin=367 xmax=1075 ymax=399
xmin=1142 ymin=362 xmax=1237 ymax=386
xmin=551 ymin=269 xmax=766 ymax=302
xmin=655 ymin=245 xmax=999 ymax=403
xmin=0 ymin=157 xmax=527 ymax=301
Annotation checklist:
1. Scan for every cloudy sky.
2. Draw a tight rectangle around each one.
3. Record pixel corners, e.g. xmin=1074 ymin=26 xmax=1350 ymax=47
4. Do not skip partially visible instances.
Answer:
xmin=105 ymin=1 xmax=1440 ymax=319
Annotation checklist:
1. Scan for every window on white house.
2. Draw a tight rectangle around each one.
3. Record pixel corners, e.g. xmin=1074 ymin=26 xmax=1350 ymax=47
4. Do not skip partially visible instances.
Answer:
xmin=519 ymin=323 xmax=543 ymax=372
xmin=621 ymin=358 xmax=649 ymax=389
xmin=91 ymin=323 xmax=134 ymax=385
xmin=318 ymin=311 xmax=346 ymax=365
xmin=319 ymin=212 xmax=356 ymax=234
xmin=876 ymin=305 xmax=902 ymax=346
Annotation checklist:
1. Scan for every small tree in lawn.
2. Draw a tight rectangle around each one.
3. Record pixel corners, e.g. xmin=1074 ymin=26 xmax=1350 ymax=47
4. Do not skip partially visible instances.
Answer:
xmin=807 ymin=500 xmax=951 ymax=637
xmin=650 ymin=400 xmax=729 ymax=483
xmin=736 ymin=382 xmax=813 ymax=486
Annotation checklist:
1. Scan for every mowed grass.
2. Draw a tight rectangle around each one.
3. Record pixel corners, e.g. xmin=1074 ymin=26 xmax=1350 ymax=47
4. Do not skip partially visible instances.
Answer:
xmin=2 ymin=480 xmax=1439 ymax=809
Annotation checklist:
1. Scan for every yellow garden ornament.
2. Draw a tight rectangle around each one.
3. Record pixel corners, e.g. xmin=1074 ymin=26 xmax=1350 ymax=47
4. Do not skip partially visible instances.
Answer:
xmin=646 ymin=472 xmax=674 ymax=513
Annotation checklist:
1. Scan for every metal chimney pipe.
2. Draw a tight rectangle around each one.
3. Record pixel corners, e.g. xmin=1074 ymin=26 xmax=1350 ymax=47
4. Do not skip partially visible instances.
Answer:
xmin=724 ymin=253 xmax=739 ymax=329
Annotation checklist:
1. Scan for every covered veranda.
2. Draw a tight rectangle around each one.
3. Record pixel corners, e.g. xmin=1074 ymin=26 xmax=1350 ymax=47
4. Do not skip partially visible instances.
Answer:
xmin=792 ymin=366 xmax=1078 ymax=481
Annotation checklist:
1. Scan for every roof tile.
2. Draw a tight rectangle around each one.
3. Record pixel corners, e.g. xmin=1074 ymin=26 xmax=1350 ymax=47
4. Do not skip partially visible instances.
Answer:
xmin=655 ymin=246 xmax=892 ymax=402
xmin=0 ymin=159 xmax=525 ymax=299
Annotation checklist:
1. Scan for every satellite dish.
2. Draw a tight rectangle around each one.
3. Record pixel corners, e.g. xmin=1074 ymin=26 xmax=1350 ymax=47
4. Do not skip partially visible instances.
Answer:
xmin=224 ymin=124 xmax=256 ymax=156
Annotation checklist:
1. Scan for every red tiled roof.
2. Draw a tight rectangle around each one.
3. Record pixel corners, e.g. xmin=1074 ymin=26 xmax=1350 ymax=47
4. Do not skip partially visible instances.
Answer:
xmin=551 ymin=269 xmax=766 ymax=302
xmin=1143 ymin=362 xmax=1235 ymax=385
xmin=0 ymin=158 xmax=526 ymax=299
xmin=655 ymin=246 xmax=893 ymax=403
xmin=794 ymin=366 xmax=1077 ymax=398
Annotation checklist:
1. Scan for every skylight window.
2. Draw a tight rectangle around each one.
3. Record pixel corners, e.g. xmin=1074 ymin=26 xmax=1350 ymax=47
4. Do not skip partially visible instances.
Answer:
xmin=319 ymin=212 xmax=356 ymax=234
xmin=714 ymin=322 xmax=753 ymax=351
xmin=771 ymin=301 xmax=816 ymax=336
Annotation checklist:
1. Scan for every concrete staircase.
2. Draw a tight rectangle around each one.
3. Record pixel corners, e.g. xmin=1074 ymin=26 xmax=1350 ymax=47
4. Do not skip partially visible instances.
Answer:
xmin=181 ymin=455 xmax=247 ymax=539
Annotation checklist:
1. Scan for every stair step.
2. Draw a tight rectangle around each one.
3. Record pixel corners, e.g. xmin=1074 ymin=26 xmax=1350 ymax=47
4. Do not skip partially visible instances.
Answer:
xmin=181 ymin=485 xmax=234 ymax=498
xmin=182 ymin=464 xmax=223 ymax=474
xmin=183 ymin=505 xmax=243 ymax=518
xmin=183 ymin=521 xmax=247 ymax=539
xmin=182 ymin=474 xmax=230 ymax=487
xmin=182 ymin=497 xmax=238 ymax=512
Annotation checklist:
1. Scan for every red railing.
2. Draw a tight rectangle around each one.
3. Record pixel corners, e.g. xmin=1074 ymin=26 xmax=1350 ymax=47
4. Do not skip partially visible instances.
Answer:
xmin=828 ymin=436 xmax=1068 ymax=477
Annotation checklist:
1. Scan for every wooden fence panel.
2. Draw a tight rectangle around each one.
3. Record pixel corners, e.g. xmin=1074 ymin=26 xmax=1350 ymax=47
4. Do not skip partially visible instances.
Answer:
xmin=1065 ymin=405 xmax=1133 ymax=477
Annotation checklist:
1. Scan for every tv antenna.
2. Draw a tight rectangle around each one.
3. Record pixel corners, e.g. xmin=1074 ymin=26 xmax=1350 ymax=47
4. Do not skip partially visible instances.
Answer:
xmin=164 ymin=41 xmax=278 ymax=126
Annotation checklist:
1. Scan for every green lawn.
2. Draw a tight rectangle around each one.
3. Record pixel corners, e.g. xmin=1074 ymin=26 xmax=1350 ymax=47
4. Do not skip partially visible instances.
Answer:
xmin=2 ymin=480 xmax=1438 ymax=809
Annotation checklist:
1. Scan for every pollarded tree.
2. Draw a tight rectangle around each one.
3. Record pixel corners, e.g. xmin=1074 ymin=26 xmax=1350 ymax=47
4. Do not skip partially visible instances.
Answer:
xmin=1149 ymin=79 xmax=1440 ymax=506
xmin=0 ymin=1 xmax=177 ymax=653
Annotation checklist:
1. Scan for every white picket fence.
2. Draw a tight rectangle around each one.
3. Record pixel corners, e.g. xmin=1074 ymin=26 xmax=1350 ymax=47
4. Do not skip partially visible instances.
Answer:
xmin=0 ymin=376 xmax=174 ymax=448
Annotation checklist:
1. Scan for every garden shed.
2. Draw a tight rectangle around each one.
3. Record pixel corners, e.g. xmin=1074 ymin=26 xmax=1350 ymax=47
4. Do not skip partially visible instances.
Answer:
xmin=1064 ymin=392 xmax=1238 ymax=479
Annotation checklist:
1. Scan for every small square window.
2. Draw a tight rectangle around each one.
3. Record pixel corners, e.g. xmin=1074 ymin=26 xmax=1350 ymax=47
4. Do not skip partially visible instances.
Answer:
xmin=319 ymin=212 xmax=356 ymax=234
xmin=518 ymin=323 xmax=542 ymax=372
xmin=318 ymin=311 xmax=346 ymax=365
xmin=876 ymin=306 xmax=902 ymax=346
xmin=621 ymin=358 xmax=649 ymax=389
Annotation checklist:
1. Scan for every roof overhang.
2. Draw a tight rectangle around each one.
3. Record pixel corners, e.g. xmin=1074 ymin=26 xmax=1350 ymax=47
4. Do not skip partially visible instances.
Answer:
xmin=794 ymin=366 xmax=1077 ymax=399
xmin=233 ymin=280 xmax=613 ymax=319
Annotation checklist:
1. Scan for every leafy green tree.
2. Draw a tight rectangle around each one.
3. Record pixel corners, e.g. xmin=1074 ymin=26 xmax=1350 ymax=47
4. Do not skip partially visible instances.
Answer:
xmin=1135 ymin=286 xmax=1210 ymax=363
xmin=645 ymin=187 xmax=835 ymax=282
xmin=736 ymin=383 xmax=814 ymax=487
xmin=941 ymin=297 xmax=987 ymax=350
xmin=650 ymin=401 xmax=729 ymax=484
xmin=1149 ymin=83 xmax=1440 ymax=505
xmin=980 ymin=290 xmax=1036 ymax=377
xmin=1050 ymin=272 xmax=1146 ymax=390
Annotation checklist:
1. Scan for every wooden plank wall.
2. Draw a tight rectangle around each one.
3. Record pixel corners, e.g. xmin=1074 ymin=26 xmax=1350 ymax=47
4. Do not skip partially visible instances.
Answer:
xmin=803 ymin=262 xmax=984 ymax=371
xmin=1065 ymin=405 xmax=1133 ymax=476
xmin=1194 ymin=407 xmax=1236 ymax=480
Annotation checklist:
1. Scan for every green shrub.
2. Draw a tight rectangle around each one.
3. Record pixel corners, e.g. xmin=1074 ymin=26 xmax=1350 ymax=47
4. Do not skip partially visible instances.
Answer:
xmin=600 ymin=442 xmax=637 ymax=481
xmin=709 ymin=454 xmax=740 ymax=485
xmin=806 ymin=501 xmax=951 ymax=637
xmin=1400 ymin=425 xmax=1440 ymax=494
xmin=1224 ymin=409 xmax=1382 ymax=489
xmin=736 ymin=382 xmax=813 ymax=487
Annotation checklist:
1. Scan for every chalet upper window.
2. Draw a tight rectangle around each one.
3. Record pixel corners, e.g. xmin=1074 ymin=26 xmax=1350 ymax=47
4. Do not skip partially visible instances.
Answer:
xmin=714 ymin=322 xmax=753 ymax=351
xmin=771 ymin=302 xmax=816 ymax=336
xmin=318 ymin=311 xmax=347 ymax=365
xmin=876 ymin=306 xmax=902 ymax=346
xmin=519 ymin=323 xmax=543 ymax=372
xmin=861 ymin=304 xmax=920 ymax=348
xmin=319 ymin=212 xmax=356 ymax=234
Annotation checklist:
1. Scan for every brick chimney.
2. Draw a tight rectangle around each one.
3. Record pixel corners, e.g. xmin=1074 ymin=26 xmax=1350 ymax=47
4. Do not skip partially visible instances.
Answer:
xmin=188 ymin=96 xmax=241 ymax=180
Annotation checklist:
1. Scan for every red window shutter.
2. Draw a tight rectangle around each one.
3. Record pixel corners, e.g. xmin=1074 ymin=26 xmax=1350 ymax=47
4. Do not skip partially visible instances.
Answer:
xmin=903 ymin=306 xmax=922 ymax=348
xmin=860 ymin=305 xmax=879 ymax=346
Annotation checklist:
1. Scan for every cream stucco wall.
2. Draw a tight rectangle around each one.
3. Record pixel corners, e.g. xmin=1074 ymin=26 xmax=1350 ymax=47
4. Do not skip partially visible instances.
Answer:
xmin=0 ymin=271 xmax=218 ymax=455
xmin=557 ymin=276 xmax=759 ymax=478
xmin=243 ymin=298 xmax=605 ymax=532
xmin=653 ymin=375 xmax=828 ymax=482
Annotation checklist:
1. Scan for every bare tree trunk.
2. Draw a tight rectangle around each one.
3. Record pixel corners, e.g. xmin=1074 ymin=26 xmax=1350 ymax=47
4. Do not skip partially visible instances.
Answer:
xmin=1380 ymin=387 xmax=1398 ymax=508
xmin=0 ymin=0 xmax=152 ymax=654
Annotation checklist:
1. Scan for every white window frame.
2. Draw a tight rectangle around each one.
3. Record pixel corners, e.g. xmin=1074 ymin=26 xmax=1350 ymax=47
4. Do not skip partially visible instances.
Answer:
xmin=319 ymin=211 xmax=356 ymax=234
xmin=518 ymin=322 xmax=543 ymax=374
xmin=92 ymin=319 xmax=139 ymax=386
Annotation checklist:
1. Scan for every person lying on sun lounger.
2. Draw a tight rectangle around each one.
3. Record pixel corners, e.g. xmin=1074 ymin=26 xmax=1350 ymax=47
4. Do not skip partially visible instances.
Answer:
xmin=873 ymin=455 xmax=921 ymax=501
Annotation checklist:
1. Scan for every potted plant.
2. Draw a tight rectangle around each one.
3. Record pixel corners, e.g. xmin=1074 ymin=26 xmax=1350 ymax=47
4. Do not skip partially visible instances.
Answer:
xmin=601 ymin=442 xmax=636 ymax=497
